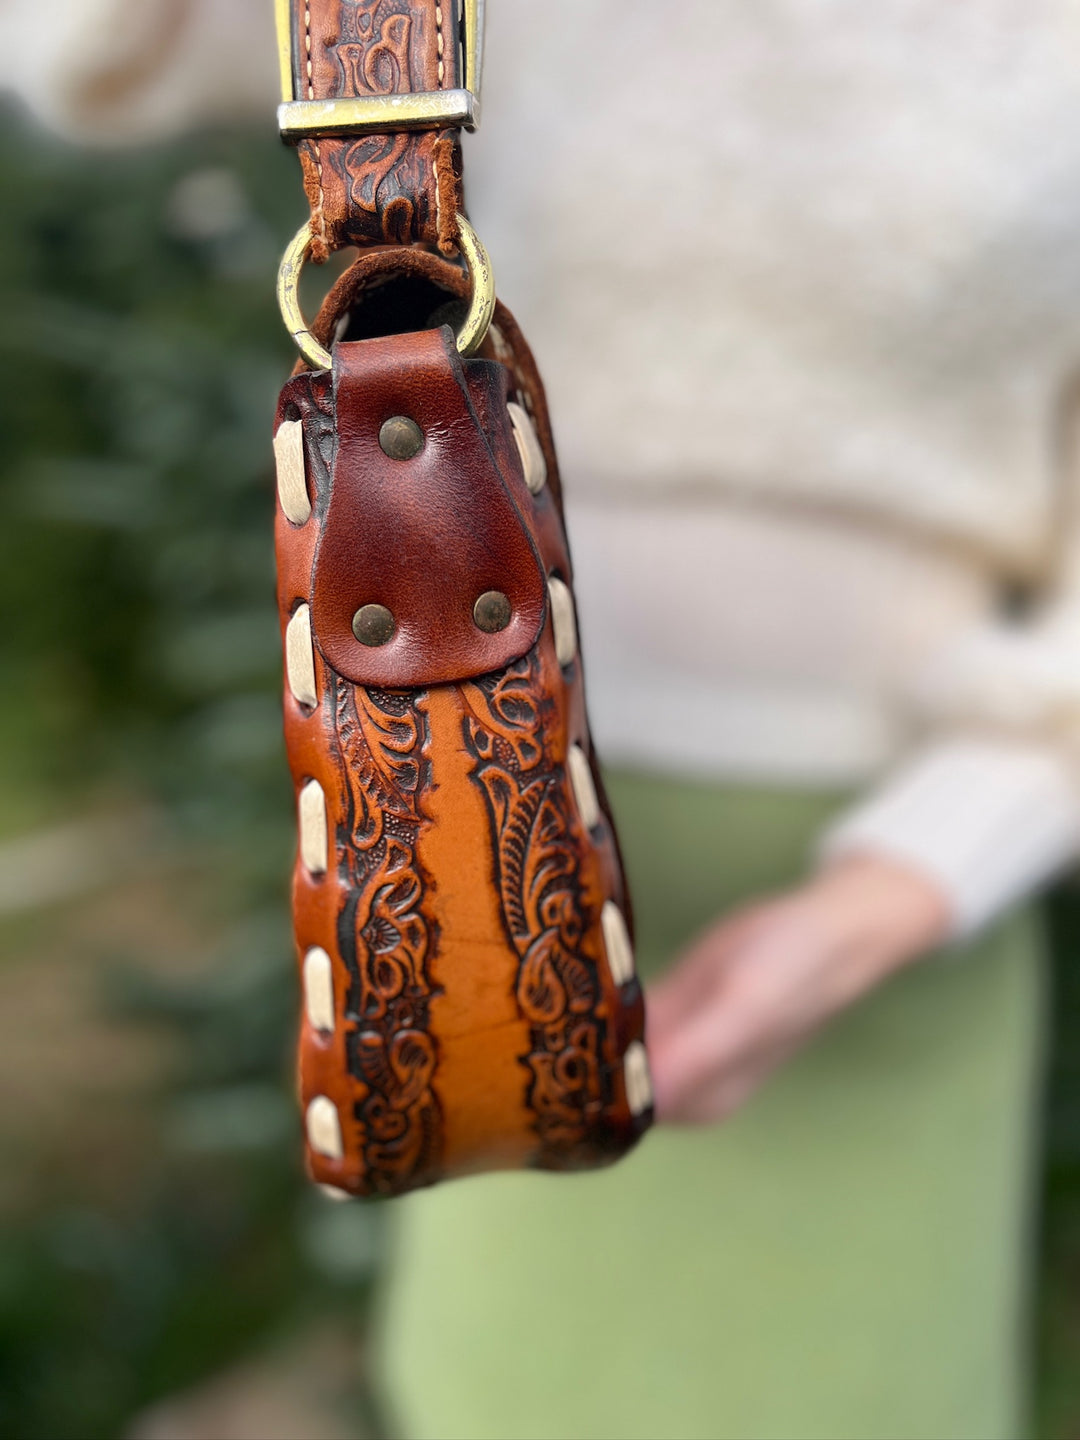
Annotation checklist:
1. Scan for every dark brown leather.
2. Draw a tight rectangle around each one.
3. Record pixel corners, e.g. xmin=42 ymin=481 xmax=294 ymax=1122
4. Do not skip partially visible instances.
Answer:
xmin=301 ymin=246 xmax=568 ymax=516
xmin=276 ymin=256 xmax=650 ymax=1195
xmin=312 ymin=328 xmax=547 ymax=688
xmin=286 ymin=0 xmax=463 ymax=260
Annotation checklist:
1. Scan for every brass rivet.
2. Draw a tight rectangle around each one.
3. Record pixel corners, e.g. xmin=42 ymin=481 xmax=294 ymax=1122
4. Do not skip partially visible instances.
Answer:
xmin=379 ymin=415 xmax=424 ymax=460
xmin=352 ymin=603 xmax=395 ymax=646
xmin=473 ymin=590 xmax=512 ymax=633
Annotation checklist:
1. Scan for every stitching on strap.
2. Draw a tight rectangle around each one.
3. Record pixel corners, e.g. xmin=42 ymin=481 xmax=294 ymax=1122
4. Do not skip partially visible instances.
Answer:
xmin=304 ymin=0 xmax=328 ymax=252
xmin=433 ymin=4 xmax=455 ymax=251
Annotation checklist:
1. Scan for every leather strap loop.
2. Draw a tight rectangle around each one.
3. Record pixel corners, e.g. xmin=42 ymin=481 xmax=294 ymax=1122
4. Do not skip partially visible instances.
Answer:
xmin=286 ymin=0 xmax=464 ymax=261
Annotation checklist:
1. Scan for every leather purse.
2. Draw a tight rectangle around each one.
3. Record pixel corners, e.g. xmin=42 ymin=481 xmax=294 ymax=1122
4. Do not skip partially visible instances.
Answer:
xmin=272 ymin=0 xmax=652 ymax=1198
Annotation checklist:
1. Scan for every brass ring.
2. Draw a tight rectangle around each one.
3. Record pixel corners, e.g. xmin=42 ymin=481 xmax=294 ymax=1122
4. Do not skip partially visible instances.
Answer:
xmin=276 ymin=213 xmax=496 ymax=372
xmin=452 ymin=215 xmax=496 ymax=359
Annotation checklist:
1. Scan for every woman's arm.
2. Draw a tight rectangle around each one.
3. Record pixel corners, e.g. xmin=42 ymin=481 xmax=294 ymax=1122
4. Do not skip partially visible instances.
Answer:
xmin=650 ymin=731 xmax=1080 ymax=1125
xmin=647 ymin=851 xmax=950 ymax=1124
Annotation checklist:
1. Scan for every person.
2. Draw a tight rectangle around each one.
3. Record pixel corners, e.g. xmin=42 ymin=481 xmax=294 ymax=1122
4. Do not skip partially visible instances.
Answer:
xmin=7 ymin=2 xmax=1080 ymax=1435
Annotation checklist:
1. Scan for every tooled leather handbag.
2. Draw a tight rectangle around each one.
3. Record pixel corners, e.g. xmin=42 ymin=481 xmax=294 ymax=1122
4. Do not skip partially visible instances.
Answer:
xmin=271 ymin=0 xmax=652 ymax=1198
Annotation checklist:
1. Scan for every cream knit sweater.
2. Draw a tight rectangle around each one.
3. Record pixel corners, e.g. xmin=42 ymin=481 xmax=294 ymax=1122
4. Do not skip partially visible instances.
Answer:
xmin=8 ymin=0 xmax=1080 ymax=936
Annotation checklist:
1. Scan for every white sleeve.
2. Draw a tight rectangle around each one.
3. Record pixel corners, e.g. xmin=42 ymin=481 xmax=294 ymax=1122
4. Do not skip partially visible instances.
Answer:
xmin=819 ymin=736 xmax=1080 ymax=939
xmin=0 ymin=0 xmax=276 ymax=142
xmin=819 ymin=542 xmax=1080 ymax=937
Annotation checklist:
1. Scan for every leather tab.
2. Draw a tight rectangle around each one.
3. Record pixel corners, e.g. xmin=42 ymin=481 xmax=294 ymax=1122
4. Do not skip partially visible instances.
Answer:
xmin=310 ymin=328 xmax=546 ymax=689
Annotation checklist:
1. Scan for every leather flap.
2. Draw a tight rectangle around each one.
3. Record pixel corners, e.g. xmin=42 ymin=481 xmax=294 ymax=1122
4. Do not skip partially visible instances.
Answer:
xmin=310 ymin=328 xmax=547 ymax=689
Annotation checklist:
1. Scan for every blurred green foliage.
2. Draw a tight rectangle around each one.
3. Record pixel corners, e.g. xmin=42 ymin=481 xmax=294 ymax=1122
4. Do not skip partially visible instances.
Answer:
xmin=0 ymin=106 xmax=383 ymax=1439
xmin=0 ymin=105 xmax=293 ymax=852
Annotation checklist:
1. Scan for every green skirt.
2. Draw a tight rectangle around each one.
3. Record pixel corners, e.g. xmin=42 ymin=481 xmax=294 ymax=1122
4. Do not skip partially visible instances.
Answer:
xmin=375 ymin=772 xmax=1046 ymax=1440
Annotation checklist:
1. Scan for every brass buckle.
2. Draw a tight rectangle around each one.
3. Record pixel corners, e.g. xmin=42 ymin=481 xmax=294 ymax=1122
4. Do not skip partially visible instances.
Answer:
xmin=277 ymin=212 xmax=496 ymax=371
xmin=275 ymin=0 xmax=484 ymax=138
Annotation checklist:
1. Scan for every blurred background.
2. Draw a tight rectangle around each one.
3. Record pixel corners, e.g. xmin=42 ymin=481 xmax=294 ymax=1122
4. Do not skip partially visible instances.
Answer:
xmin=0 ymin=107 xmax=385 ymax=1439
xmin=1 ymin=70 xmax=1080 ymax=1440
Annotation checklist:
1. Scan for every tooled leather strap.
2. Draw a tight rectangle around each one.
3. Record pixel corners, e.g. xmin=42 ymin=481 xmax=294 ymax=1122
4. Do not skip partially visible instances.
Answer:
xmin=283 ymin=0 xmax=465 ymax=260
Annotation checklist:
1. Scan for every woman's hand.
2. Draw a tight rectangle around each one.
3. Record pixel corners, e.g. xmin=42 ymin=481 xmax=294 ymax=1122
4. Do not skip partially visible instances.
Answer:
xmin=646 ymin=854 xmax=951 ymax=1125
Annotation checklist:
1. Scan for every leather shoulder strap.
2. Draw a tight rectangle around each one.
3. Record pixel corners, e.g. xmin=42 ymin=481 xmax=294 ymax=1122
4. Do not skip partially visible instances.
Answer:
xmin=281 ymin=0 xmax=466 ymax=261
